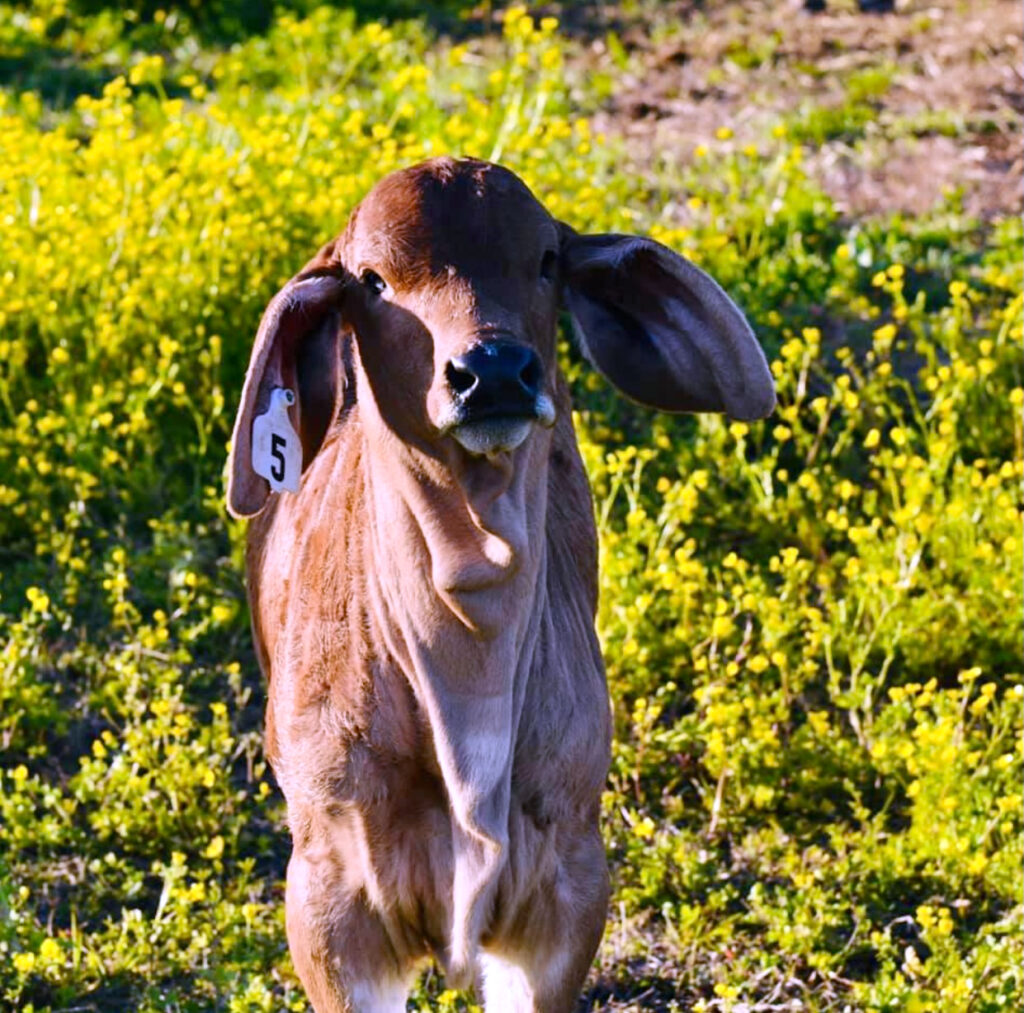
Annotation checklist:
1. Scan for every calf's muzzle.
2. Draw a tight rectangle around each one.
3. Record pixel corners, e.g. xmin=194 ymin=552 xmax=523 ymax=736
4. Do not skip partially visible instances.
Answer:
xmin=445 ymin=340 xmax=545 ymax=424
xmin=438 ymin=338 xmax=555 ymax=456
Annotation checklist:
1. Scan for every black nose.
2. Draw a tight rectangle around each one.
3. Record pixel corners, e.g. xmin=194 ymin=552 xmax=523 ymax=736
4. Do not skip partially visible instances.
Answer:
xmin=445 ymin=340 xmax=543 ymax=419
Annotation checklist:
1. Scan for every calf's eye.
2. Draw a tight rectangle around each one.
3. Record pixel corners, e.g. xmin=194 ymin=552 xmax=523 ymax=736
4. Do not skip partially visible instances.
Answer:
xmin=361 ymin=269 xmax=387 ymax=296
xmin=539 ymin=249 xmax=557 ymax=282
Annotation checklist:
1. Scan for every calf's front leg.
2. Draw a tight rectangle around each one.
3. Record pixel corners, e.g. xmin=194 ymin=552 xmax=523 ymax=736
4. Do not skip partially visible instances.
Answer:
xmin=478 ymin=827 xmax=609 ymax=1013
xmin=286 ymin=850 xmax=412 ymax=1013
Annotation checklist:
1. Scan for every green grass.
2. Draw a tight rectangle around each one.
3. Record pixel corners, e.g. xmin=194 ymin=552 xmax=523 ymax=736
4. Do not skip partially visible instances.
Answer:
xmin=1 ymin=3 xmax=1021 ymax=1011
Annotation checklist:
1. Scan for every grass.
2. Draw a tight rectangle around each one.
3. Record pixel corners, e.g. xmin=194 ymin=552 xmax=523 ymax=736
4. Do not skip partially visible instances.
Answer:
xmin=0 ymin=3 xmax=1020 ymax=1011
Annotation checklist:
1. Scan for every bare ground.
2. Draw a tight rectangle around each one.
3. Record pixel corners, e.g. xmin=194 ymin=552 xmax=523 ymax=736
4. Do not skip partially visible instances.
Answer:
xmin=553 ymin=0 xmax=1021 ymax=221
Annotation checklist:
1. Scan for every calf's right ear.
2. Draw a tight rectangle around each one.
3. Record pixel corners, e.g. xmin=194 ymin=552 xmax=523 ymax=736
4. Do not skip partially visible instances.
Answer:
xmin=226 ymin=245 xmax=349 ymax=519
xmin=559 ymin=228 xmax=776 ymax=421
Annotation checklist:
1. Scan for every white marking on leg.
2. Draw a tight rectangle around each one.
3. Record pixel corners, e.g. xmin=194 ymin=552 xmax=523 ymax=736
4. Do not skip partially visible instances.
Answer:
xmin=479 ymin=953 xmax=534 ymax=1013
xmin=347 ymin=978 xmax=409 ymax=1013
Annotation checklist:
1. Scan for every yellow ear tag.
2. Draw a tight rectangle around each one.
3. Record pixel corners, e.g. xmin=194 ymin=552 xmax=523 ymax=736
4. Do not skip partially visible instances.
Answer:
xmin=251 ymin=388 xmax=302 ymax=494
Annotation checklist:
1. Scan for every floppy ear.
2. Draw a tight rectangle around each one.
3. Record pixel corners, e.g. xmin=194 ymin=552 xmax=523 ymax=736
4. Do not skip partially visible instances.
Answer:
xmin=226 ymin=242 xmax=349 ymax=519
xmin=559 ymin=228 xmax=775 ymax=420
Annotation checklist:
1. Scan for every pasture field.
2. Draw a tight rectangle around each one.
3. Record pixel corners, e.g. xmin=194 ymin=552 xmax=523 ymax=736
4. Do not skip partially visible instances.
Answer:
xmin=0 ymin=2 xmax=1020 ymax=1010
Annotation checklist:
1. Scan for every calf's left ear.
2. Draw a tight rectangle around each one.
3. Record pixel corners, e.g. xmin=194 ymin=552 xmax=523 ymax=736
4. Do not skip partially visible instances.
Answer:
xmin=226 ymin=242 xmax=349 ymax=519
xmin=559 ymin=228 xmax=776 ymax=420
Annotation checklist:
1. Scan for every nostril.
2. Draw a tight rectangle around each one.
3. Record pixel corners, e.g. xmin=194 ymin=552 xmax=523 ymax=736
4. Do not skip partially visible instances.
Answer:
xmin=446 ymin=360 xmax=477 ymax=397
xmin=519 ymin=354 xmax=542 ymax=396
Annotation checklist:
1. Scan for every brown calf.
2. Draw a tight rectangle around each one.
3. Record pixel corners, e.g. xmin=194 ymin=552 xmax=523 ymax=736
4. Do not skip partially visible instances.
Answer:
xmin=227 ymin=157 xmax=774 ymax=1013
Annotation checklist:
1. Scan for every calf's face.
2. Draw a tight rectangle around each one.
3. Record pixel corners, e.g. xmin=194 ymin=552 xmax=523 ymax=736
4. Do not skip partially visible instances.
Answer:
xmin=343 ymin=162 xmax=561 ymax=461
xmin=227 ymin=157 xmax=775 ymax=519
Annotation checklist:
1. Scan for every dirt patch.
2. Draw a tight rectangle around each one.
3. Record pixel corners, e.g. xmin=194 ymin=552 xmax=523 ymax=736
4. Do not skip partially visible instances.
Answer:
xmin=559 ymin=0 xmax=1021 ymax=220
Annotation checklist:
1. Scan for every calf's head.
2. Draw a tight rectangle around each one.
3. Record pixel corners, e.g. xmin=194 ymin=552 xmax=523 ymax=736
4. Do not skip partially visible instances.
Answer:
xmin=227 ymin=157 xmax=775 ymax=519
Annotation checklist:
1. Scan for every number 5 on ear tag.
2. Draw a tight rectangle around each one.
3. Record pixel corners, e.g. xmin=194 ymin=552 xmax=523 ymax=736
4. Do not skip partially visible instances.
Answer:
xmin=252 ymin=388 xmax=302 ymax=494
